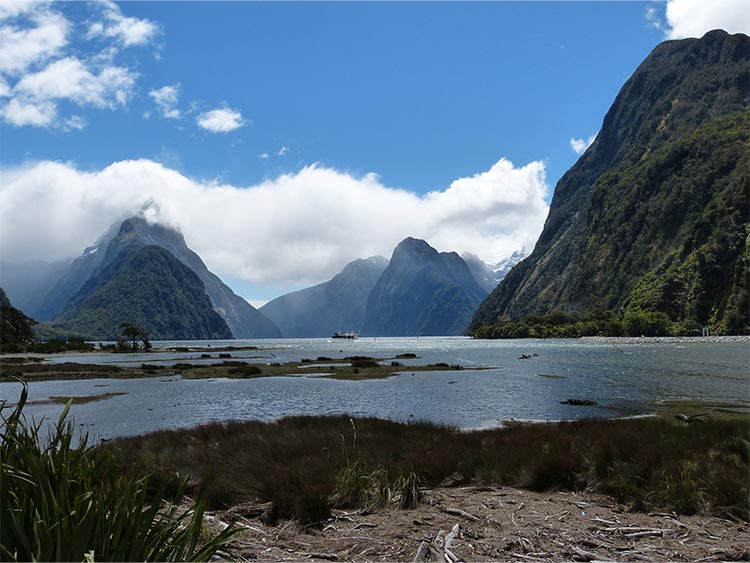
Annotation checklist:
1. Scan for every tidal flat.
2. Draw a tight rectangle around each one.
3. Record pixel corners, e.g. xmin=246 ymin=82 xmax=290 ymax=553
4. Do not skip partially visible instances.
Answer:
xmin=0 ymin=354 xmax=470 ymax=382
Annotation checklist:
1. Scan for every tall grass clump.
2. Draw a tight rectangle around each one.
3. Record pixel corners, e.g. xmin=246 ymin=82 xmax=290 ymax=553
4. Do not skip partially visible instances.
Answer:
xmin=0 ymin=382 xmax=237 ymax=562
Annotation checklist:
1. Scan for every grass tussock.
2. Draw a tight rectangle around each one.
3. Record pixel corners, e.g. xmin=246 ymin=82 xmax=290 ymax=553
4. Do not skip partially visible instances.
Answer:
xmin=110 ymin=415 xmax=750 ymax=525
xmin=0 ymin=383 xmax=237 ymax=562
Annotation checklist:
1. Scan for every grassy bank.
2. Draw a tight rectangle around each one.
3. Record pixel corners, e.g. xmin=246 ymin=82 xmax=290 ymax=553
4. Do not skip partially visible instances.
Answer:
xmin=110 ymin=415 xmax=750 ymax=525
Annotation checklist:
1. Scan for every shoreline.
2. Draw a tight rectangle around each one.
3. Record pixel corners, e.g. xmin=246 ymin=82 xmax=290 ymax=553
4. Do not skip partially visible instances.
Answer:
xmin=579 ymin=334 xmax=750 ymax=344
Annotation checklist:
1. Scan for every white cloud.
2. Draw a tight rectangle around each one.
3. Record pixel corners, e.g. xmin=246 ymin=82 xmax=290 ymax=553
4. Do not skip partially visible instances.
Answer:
xmin=149 ymin=84 xmax=180 ymax=119
xmin=665 ymin=0 xmax=750 ymax=38
xmin=569 ymin=132 xmax=597 ymax=155
xmin=0 ymin=2 xmax=155 ymax=129
xmin=258 ymin=153 xmax=270 ymax=160
xmin=196 ymin=107 xmax=244 ymax=133
xmin=0 ymin=76 xmax=10 ymax=97
xmin=277 ymin=146 xmax=289 ymax=156
xmin=0 ymin=7 xmax=68 ymax=75
xmin=0 ymin=158 xmax=549 ymax=287
xmin=1 ymin=96 xmax=56 ymax=126
xmin=87 ymin=0 xmax=158 ymax=47
xmin=645 ymin=5 xmax=664 ymax=31
xmin=0 ymin=0 xmax=39 ymax=21
xmin=13 ymin=56 xmax=136 ymax=108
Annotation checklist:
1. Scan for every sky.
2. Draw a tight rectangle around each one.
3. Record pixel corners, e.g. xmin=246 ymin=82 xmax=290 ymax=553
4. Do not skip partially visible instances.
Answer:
xmin=1 ymin=0 xmax=748 ymax=307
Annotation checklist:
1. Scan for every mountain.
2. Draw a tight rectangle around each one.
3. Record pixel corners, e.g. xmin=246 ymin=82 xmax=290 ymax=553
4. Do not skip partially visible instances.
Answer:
xmin=260 ymin=256 xmax=388 ymax=337
xmin=360 ymin=237 xmax=487 ymax=336
xmin=0 ymin=287 xmax=37 ymax=352
xmin=0 ymin=259 xmax=72 ymax=320
xmin=37 ymin=222 xmax=124 ymax=321
xmin=470 ymin=30 xmax=750 ymax=335
xmin=98 ymin=218 xmax=281 ymax=338
xmin=462 ymin=251 xmax=526 ymax=293
xmin=51 ymin=242 xmax=232 ymax=340
xmin=40 ymin=218 xmax=281 ymax=338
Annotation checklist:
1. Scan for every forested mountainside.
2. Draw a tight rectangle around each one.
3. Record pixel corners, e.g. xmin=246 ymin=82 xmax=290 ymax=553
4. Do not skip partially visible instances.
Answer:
xmin=470 ymin=30 xmax=749 ymax=336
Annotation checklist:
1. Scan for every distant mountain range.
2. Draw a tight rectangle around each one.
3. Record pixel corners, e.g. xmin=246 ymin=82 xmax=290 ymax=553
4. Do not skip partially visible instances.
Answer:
xmin=263 ymin=237 xmax=508 ymax=337
xmin=2 ymin=221 xmax=516 ymax=339
xmin=470 ymin=30 xmax=750 ymax=335
xmin=260 ymin=256 xmax=389 ymax=338
xmin=2 ymin=217 xmax=281 ymax=340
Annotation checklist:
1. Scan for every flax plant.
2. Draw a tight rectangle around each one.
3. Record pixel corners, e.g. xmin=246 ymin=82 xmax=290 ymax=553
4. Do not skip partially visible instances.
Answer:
xmin=0 ymin=382 xmax=236 ymax=562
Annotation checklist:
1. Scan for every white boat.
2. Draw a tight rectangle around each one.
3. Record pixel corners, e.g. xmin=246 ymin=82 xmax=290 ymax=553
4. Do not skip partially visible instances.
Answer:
xmin=332 ymin=331 xmax=358 ymax=339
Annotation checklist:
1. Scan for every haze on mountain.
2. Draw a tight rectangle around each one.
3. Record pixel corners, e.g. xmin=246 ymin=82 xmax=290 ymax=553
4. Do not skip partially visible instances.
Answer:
xmin=361 ymin=237 xmax=488 ymax=337
xmin=3 ymin=217 xmax=281 ymax=340
xmin=260 ymin=256 xmax=389 ymax=338
xmin=470 ymin=30 xmax=749 ymax=335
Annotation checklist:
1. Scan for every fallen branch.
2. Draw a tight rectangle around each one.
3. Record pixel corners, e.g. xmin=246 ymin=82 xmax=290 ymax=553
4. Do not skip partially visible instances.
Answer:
xmin=309 ymin=553 xmax=338 ymax=561
xmin=442 ymin=507 xmax=481 ymax=522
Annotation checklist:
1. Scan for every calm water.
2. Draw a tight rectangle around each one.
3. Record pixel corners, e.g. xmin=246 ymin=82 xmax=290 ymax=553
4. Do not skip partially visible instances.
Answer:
xmin=1 ymin=337 xmax=748 ymax=440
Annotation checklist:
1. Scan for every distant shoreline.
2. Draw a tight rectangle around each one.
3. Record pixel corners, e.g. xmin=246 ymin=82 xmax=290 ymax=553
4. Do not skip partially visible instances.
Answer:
xmin=579 ymin=335 xmax=750 ymax=345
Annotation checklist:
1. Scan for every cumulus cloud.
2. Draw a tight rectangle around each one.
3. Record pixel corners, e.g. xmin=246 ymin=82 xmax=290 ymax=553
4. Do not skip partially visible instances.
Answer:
xmin=149 ymin=84 xmax=180 ymax=119
xmin=0 ymin=2 xmax=152 ymax=129
xmin=569 ymin=132 xmax=597 ymax=155
xmin=0 ymin=158 xmax=549 ymax=287
xmin=665 ymin=0 xmax=750 ymax=38
xmin=86 ymin=0 xmax=158 ymax=47
xmin=0 ymin=6 xmax=68 ymax=75
xmin=196 ymin=107 xmax=245 ymax=133
xmin=645 ymin=5 xmax=664 ymax=31
xmin=14 ymin=56 xmax=135 ymax=107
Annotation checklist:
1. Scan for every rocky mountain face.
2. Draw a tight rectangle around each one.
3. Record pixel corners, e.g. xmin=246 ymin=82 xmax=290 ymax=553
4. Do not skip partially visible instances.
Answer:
xmin=361 ymin=237 xmax=487 ymax=336
xmin=470 ymin=30 xmax=750 ymax=335
xmin=462 ymin=251 xmax=526 ymax=294
xmin=260 ymin=256 xmax=389 ymax=337
xmin=52 ymin=242 xmax=232 ymax=340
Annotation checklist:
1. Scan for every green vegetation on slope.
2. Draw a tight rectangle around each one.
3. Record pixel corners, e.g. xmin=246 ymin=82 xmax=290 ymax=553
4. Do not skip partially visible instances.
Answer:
xmin=472 ymin=309 xmax=675 ymax=338
xmin=0 ymin=288 xmax=37 ymax=353
xmin=470 ymin=31 xmax=750 ymax=336
xmin=50 ymin=245 xmax=232 ymax=340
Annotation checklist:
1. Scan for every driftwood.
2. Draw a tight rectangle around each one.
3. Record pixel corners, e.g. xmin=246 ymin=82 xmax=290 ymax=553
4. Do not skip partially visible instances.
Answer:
xmin=413 ymin=524 xmax=462 ymax=563
xmin=675 ymin=413 xmax=710 ymax=423
xmin=442 ymin=507 xmax=481 ymax=522
xmin=309 ymin=553 xmax=338 ymax=561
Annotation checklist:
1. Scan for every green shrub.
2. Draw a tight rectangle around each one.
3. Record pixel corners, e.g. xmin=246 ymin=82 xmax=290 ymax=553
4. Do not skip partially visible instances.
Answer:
xmin=0 ymin=383 xmax=237 ymax=562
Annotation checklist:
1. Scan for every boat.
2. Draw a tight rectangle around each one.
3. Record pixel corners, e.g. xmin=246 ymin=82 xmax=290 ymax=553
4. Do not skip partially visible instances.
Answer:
xmin=332 ymin=331 xmax=358 ymax=339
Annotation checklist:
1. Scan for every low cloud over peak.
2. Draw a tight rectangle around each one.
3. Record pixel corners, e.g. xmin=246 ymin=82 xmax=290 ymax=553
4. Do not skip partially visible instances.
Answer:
xmin=0 ymin=158 xmax=549 ymax=288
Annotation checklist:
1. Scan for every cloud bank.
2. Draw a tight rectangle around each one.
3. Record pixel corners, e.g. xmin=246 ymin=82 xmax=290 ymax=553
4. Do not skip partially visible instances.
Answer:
xmin=664 ymin=0 xmax=750 ymax=39
xmin=0 ymin=158 xmax=549 ymax=287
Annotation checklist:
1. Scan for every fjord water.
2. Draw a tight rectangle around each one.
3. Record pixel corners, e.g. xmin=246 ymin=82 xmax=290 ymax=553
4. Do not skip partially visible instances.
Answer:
xmin=2 ymin=337 xmax=747 ymax=441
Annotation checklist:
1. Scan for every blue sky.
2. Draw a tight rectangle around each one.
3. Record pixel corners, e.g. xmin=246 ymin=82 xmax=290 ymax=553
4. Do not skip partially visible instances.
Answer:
xmin=1 ymin=0 xmax=747 ymax=305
